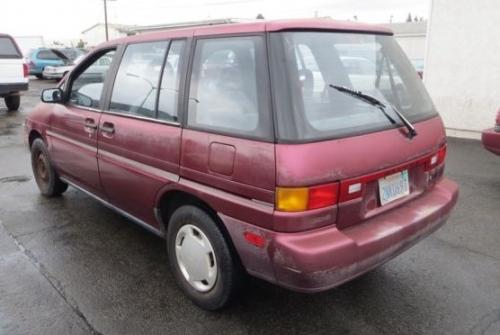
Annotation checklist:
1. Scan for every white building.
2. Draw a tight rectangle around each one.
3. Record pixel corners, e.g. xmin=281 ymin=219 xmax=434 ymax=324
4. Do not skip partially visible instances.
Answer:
xmin=425 ymin=0 xmax=500 ymax=139
xmin=81 ymin=23 xmax=134 ymax=48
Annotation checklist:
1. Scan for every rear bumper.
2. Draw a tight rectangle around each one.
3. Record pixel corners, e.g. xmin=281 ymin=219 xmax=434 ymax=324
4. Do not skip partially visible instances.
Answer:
xmin=221 ymin=178 xmax=459 ymax=292
xmin=0 ymin=83 xmax=28 ymax=96
xmin=482 ymin=128 xmax=500 ymax=155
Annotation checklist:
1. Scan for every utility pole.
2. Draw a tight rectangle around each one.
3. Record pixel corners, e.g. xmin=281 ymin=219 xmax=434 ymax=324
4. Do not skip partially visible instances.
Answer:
xmin=103 ymin=0 xmax=116 ymax=41
xmin=104 ymin=0 xmax=109 ymax=41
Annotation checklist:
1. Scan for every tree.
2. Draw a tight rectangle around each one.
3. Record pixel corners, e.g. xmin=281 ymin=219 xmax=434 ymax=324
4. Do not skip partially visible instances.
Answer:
xmin=406 ymin=13 xmax=412 ymax=22
xmin=256 ymin=13 xmax=264 ymax=19
xmin=76 ymin=39 xmax=87 ymax=49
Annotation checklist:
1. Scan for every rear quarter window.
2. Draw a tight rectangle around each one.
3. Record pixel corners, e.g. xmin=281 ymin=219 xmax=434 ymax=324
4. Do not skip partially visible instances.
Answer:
xmin=0 ymin=37 xmax=21 ymax=58
xmin=187 ymin=36 xmax=273 ymax=140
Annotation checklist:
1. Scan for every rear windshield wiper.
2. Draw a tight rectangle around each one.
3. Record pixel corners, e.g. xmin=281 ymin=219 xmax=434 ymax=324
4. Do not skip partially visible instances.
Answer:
xmin=329 ymin=84 xmax=418 ymax=139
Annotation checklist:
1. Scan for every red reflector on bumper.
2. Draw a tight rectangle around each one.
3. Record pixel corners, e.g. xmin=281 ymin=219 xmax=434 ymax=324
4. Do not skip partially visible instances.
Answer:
xmin=243 ymin=231 xmax=266 ymax=248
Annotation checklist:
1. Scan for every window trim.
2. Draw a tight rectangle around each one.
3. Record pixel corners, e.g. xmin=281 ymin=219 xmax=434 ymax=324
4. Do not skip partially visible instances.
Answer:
xmin=183 ymin=33 xmax=274 ymax=143
xmin=100 ymin=109 xmax=181 ymax=127
xmin=154 ymin=40 xmax=172 ymax=119
xmin=155 ymin=38 xmax=189 ymax=123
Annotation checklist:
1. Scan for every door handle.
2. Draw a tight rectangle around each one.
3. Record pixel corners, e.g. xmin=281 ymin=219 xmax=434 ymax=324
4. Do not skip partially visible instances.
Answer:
xmin=84 ymin=118 xmax=97 ymax=131
xmin=100 ymin=122 xmax=115 ymax=135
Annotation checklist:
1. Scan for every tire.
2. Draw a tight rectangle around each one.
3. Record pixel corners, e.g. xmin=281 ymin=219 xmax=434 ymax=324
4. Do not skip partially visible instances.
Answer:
xmin=167 ymin=205 xmax=243 ymax=310
xmin=30 ymin=138 xmax=68 ymax=197
xmin=4 ymin=95 xmax=20 ymax=111
xmin=35 ymin=74 xmax=44 ymax=79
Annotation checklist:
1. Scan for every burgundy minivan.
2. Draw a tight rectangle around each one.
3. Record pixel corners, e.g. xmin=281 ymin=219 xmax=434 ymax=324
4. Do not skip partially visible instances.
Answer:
xmin=25 ymin=19 xmax=459 ymax=310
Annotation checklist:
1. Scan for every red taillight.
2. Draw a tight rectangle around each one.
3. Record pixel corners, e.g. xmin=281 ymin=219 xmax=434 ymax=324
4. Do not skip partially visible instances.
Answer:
xmin=308 ymin=183 xmax=339 ymax=209
xmin=425 ymin=146 xmax=447 ymax=171
xmin=23 ymin=63 xmax=29 ymax=78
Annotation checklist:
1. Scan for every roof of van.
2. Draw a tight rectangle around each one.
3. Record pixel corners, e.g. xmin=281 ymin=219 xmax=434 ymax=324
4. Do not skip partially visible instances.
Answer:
xmin=101 ymin=19 xmax=393 ymax=47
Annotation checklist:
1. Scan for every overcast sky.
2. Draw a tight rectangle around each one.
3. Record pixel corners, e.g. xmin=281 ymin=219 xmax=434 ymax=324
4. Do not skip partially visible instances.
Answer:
xmin=1 ymin=0 xmax=429 ymax=40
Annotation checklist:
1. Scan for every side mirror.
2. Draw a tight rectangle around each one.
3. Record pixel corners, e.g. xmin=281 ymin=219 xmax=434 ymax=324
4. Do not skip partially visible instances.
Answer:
xmin=41 ymin=88 xmax=63 ymax=103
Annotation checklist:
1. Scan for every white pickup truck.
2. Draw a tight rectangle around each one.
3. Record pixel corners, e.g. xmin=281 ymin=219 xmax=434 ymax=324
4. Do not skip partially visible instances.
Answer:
xmin=0 ymin=33 xmax=28 ymax=111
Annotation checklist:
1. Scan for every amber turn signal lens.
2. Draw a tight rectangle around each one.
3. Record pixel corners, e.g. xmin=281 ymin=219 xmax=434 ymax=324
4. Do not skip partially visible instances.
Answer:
xmin=276 ymin=187 xmax=309 ymax=212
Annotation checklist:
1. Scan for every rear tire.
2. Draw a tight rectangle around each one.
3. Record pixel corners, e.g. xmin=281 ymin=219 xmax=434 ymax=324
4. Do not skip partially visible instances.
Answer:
xmin=30 ymin=138 xmax=68 ymax=197
xmin=5 ymin=95 xmax=20 ymax=111
xmin=167 ymin=205 xmax=243 ymax=310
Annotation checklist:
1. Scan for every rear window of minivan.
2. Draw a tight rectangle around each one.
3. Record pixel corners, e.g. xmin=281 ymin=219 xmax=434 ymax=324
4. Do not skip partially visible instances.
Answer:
xmin=0 ymin=37 xmax=21 ymax=58
xmin=269 ymin=31 xmax=437 ymax=142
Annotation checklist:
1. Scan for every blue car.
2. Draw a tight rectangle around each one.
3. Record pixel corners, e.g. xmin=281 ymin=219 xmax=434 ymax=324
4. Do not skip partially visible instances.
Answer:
xmin=28 ymin=48 xmax=83 ymax=79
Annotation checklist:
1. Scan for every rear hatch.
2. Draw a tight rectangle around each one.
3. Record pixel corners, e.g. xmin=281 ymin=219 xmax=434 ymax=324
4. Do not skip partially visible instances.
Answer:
xmin=271 ymin=30 xmax=447 ymax=230
xmin=0 ymin=35 xmax=25 ymax=83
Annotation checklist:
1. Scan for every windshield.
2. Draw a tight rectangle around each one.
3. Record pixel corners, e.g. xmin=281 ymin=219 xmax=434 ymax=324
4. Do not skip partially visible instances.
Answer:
xmin=270 ymin=31 xmax=437 ymax=142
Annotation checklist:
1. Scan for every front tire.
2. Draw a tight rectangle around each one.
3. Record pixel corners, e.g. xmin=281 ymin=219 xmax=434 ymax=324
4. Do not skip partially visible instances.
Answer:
xmin=31 ymin=138 xmax=68 ymax=197
xmin=5 ymin=95 xmax=20 ymax=111
xmin=167 ymin=205 xmax=243 ymax=310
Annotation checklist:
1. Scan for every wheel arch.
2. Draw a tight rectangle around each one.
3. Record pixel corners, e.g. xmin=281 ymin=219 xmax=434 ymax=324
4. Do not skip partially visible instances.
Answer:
xmin=28 ymin=129 xmax=43 ymax=148
xmin=156 ymin=188 xmax=221 ymax=233
xmin=155 ymin=187 xmax=245 ymax=269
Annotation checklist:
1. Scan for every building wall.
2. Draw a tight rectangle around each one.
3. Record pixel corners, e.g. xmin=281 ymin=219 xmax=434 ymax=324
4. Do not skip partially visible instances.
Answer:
xmin=395 ymin=35 xmax=426 ymax=61
xmin=425 ymin=0 xmax=500 ymax=138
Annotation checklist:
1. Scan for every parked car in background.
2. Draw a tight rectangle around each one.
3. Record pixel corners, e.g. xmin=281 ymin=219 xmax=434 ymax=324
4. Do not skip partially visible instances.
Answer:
xmin=43 ymin=53 xmax=111 ymax=81
xmin=481 ymin=109 xmax=500 ymax=155
xmin=0 ymin=33 xmax=28 ymax=111
xmin=28 ymin=48 xmax=84 ymax=79
xmin=42 ymin=55 xmax=83 ymax=80
xmin=26 ymin=19 xmax=459 ymax=310
xmin=58 ymin=48 xmax=85 ymax=62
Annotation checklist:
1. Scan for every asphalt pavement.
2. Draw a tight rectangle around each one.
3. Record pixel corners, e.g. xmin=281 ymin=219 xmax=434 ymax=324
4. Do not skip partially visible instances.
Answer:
xmin=0 ymin=79 xmax=499 ymax=335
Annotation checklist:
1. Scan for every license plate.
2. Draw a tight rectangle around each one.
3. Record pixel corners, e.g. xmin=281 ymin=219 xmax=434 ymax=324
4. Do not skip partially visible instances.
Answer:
xmin=378 ymin=170 xmax=410 ymax=206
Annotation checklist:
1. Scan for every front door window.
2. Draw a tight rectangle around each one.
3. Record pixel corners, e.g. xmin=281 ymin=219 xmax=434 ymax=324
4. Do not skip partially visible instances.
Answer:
xmin=69 ymin=50 xmax=115 ymax=109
